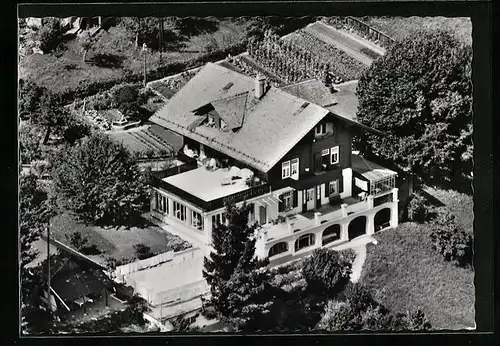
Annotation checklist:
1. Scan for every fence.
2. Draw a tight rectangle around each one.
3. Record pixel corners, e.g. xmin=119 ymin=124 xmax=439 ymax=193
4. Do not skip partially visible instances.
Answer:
xmin=151 ymin=279 xmax=209 ymax=307
xmin=323 ymin=16 xmax=396 ymax=48
xmin=114 ymin=251 xmax=175 ymax=280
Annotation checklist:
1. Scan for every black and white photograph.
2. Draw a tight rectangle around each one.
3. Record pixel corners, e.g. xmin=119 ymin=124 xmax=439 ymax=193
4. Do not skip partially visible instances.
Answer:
xmin=18 ymin=6 xmax=479 ymax=335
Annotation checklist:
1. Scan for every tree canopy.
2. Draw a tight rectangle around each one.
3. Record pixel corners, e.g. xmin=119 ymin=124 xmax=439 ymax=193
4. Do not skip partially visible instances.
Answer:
xmin=355 ymin=30 xmax=472 ymax=185
xmin=20 ymin=174 xmax=57 ymax=334
xmin=50 ymin=133 xmax=149 ymax=225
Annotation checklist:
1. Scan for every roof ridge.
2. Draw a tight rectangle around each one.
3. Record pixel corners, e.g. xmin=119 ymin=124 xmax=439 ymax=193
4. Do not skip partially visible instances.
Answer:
xmin=211 ymin=90 xmax=249 ymax=104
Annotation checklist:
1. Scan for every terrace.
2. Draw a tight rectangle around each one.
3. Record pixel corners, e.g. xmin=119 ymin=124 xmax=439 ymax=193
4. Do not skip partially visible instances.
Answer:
xmin=153 ymin=165 xmax=271 ymax=212
xmin=264 ymin=196 xmax=366 ymax=242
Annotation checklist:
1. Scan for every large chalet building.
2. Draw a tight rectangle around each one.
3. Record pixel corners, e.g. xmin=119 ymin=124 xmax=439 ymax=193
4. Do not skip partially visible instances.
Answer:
xmin=149 ymin=62 xmax=399 ymax=264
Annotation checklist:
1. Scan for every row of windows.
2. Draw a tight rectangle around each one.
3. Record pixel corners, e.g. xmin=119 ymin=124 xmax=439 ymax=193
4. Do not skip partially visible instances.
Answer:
xmin=155 ymin=191 xmax=204 ymax=231
xmin=173 ymin=201 xmax=187 ymax=222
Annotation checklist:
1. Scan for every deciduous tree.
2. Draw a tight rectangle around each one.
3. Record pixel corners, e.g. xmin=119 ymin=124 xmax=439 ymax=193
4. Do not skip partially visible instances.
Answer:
xmin=78 ymin=31 xmax=94 ymax=63
xmin=50 ymin=133 xmax=149 ymax=225
xmin=20 ymin=174 xmax=57 ymax=334
xmin=355 ymin=30 xmax=472 ymax=185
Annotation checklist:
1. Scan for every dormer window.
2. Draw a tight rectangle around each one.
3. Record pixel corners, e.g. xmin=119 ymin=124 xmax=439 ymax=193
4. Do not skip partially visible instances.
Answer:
xmin=315 ymin=123 xmax=327 ymax=136
xmin=207 ymin=115 xmax=215 ymax=127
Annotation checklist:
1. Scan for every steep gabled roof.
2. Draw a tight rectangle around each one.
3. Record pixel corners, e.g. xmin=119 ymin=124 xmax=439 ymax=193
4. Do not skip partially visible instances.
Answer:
xmin=150 ymin=63 xmax=329 ymax=172
xmin=281 ymin=79 xmax=383 ymax=135
xmin=281 ymin=79 xmax=338 ymax=109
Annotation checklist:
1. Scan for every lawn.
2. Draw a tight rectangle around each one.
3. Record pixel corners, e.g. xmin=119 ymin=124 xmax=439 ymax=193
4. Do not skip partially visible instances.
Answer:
xmin=357 ymin=16 xmax=472 ymax=46
xmin=422 ymin=185 xmax=473 ymax=233
xmin=50 ymin=212 xmax=191 ymax=264
xmin=19 ymin=18 xmax=251 ymax=96
xmin=360 ymin=222 xmax=475 ymax=330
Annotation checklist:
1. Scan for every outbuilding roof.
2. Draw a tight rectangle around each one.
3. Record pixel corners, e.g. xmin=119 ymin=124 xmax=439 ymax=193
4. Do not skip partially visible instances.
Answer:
xmin=150 ymin=63 xmax=330 ymax=172
xmin=351 ymin=154 xmax=397 ymax=182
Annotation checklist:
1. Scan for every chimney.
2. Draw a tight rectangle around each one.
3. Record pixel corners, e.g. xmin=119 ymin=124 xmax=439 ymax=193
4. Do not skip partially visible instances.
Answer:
xmin=254 ymin=74 xmax=266 ymax=99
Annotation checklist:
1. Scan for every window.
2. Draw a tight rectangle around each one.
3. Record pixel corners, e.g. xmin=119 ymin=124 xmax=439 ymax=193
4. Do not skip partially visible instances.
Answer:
xmin=211 ymin=213 xmax=226 ymax=227
xmin=279 ymin=191 xmax=293 ymax=211
xmin=155 ymin=192 xmax=169 ymax=214
xmin=315 ymin=123 xmax=327 ymax=136
xmin=330 ymin=146 xmax=339 ymax=164
xmin=290 ymin=158 xmax=299 ymax=180
xmin=220 ymin=119 xmax=227 ymax=130
xmin=191 ymin=210 xmax=203 ymax=231
xmin=282 ymin=161 xmax=291 ymax=179
xmin=321 ymin=149 xmax=329 ymax=156
xmin=173 ymin=201 xmax=186 ymax=222
xmin=248 ymin=203 xmax=255 ymax=222
xmin=294 ymin=233 xmax=315 ymax=252
xmin=306 ymin=188 xmax=314 ymax=202
xmin=329 ymin=180 xmax=339 ymax=195
xmin=268 ymin=242 xmax=288 ymax=258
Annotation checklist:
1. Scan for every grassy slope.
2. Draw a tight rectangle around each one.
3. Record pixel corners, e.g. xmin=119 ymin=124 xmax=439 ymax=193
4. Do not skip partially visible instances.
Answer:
xmin=19 ymin=19 xmax=249 ymax=95
xmin=359 ymin=16 xmax=472 ymax=46
xmin=423 ymin=185 xmax=473 ymax=233
xmin=361 ymin=222 xmax=475 ymax=330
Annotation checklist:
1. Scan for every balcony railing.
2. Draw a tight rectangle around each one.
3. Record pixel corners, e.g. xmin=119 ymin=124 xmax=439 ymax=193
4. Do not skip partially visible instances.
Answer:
xmin=152 ymin=175 xmax=271 ymax=212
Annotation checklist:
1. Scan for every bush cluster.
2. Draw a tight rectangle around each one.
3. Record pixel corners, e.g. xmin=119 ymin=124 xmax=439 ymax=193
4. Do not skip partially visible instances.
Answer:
xmin=430 ymin=209 xmax=472 ymax=267
xmin=406 ymin=193 xmax=430 ymax=222
xmin=302 ymin=248 xmax=353 ymax=295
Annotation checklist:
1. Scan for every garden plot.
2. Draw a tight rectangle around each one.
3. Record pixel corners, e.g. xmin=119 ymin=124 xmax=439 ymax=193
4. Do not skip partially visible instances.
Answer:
xmin=283 ymin=29 xmax=367 ymax=81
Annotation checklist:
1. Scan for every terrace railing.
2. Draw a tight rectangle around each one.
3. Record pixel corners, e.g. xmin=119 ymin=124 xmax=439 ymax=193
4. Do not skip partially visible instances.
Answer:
xmin=344 ymin=17 xmax=396 ymax=48
xmin=151 ymin=175 xmax=271 ymax=212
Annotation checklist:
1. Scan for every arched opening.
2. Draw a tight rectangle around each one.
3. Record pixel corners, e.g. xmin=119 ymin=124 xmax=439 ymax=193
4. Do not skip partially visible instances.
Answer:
xmin=374 ymin=208 xmax=391 ymax=232
xmin=348 ymin=216 xmax=366 ymax=240
xmin=268 ymin=242 xmax=288 ymax=258
xmin=294 ymin=233 xmax=315 ymax=252
xmin=322 ymin=224 xmax=341 ymax=246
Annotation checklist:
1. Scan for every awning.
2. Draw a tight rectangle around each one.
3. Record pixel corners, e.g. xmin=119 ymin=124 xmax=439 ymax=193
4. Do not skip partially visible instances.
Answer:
xmin=255 ymin=196 xmax=279 ymax=207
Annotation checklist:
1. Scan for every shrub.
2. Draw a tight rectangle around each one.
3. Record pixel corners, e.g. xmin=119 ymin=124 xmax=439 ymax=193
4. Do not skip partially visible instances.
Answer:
xmin=110 ymin=83 xmax=140 ymax=107
xmin=30 ymin=18 xmax=63 ymax=53
xmin=64 ymin=231 xmax=89 ymax=250
xmin=407 ymin=193 xmax=430 ymax=222
xmin=430 ymin=223 xmax=472 ymax=267
xmin=302 ymin=248 xmax=352 ymax=295
xmin=133 ymin=243 xmax=152 ymax=260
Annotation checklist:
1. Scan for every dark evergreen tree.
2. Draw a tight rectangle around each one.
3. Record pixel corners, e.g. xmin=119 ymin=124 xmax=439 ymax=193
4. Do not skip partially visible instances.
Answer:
xmin=203 ymin=202 xmax=269 ymax=323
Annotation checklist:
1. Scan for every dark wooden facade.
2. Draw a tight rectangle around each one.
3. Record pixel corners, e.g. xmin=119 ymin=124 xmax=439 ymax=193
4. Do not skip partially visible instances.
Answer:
xmin=266 ymin=114 xmax=352 ymax=191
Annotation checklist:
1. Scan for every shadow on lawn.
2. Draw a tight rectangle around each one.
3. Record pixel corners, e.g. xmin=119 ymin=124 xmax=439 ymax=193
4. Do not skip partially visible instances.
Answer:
xmin=89 ymin=53 xmax=125 ymax=69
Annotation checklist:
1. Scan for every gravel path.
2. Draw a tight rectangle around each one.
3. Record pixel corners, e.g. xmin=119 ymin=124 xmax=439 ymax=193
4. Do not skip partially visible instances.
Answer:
xmin=350 ymin=244 xmax=367 ymax=283
xmin=305 ymin=22 xmax=375 ymax=66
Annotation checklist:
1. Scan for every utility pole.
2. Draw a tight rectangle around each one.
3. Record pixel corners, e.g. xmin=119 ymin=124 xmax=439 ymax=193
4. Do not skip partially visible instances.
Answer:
xmin=142 ymin=43 xmax=148 ymax=87
xmin=46 ymin=221 xmax=51 ymax=310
